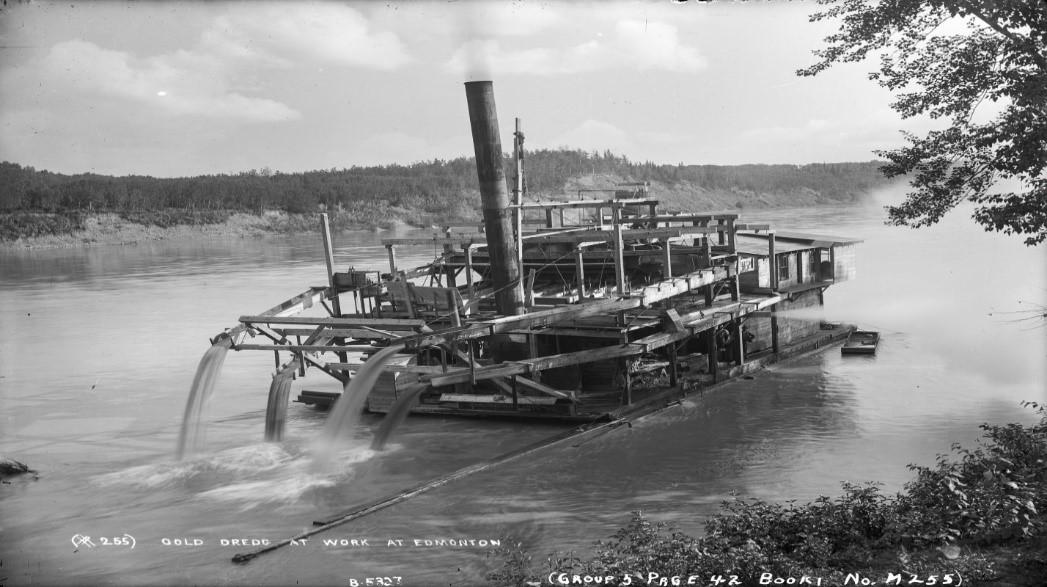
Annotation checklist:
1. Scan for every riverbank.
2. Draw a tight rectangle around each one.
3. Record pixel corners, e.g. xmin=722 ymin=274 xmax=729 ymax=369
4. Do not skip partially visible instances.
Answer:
xmin=0 ymin=190 xmax=883 ymax=250
xmin=0 ymin=209 xmax=415 ymax=250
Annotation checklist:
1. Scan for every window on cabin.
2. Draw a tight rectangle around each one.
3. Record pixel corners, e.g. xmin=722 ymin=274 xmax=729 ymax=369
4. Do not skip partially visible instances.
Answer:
xmin=777 ymin=255 xmax=790 ymax=280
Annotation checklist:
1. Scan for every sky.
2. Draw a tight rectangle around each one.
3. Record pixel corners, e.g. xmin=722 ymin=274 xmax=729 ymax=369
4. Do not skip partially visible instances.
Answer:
xmin=0 ymin=0 xmax=937 ymax=178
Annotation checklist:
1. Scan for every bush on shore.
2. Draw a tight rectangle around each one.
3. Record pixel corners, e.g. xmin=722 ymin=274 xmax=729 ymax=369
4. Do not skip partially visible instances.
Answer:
xmin=0 ymin=211 xmax=84 ymax=240
xmin=489 ymin=402 xmax=1047 ymax=586
xmin=117 ymin=208 xmax=231 ymax=229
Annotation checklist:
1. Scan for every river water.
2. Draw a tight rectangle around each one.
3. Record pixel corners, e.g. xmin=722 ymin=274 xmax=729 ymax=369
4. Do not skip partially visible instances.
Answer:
xmin=1 ymin=199 xmax=1044 ymax=586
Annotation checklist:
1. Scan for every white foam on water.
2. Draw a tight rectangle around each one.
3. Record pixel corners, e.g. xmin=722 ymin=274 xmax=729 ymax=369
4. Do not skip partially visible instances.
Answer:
xmin=94 ymin=443 xmax=294 ymax=489
xmin=200 ymin=443 xmax=378 ymax=508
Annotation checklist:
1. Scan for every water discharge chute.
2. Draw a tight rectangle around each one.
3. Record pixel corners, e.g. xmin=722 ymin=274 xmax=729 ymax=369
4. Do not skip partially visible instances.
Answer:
xmin=177 ymin=338 xmax=232 ymax=459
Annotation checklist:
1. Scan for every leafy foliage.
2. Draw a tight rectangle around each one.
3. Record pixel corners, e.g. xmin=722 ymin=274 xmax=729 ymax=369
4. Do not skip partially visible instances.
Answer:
xmin=489 ymin=403 xmax=1047 ymax=585
xmin=800 ymin=0 xmax=1047 ymax=245
xmin=0 ymin=211 xmax=84 ymax=240
xmin=899 ymin=401 xmax=1047 ymax=545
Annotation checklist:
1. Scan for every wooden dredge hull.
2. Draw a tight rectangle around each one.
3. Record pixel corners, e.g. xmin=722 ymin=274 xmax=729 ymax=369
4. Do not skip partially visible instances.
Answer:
xmin=201 ymin=82 xmax=863 ymax=439
xmin=209 ymin=196 xmax=861 ymax=437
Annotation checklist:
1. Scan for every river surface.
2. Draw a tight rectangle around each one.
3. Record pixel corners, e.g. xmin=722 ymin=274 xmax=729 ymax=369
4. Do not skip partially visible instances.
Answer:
xmin=1 ymin=200 xmax=1044 ymax=586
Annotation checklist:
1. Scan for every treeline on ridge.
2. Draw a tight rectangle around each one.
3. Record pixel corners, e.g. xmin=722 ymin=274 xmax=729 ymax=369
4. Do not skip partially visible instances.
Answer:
xmin=0 ymin=150 xmax=892 ymax=231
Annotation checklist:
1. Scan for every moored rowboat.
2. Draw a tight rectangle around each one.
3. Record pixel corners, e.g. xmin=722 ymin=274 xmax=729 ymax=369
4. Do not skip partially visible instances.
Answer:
xmin=842 ymin=330 xmax=879 ymax=355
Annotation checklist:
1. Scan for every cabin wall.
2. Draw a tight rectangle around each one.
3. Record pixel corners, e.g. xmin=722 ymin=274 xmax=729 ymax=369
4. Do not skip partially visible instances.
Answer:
xmin=776 ymin=289 xmax=823 ymax=343
xmin=738 ymin=255 xmax=761 ymax=290
xmin=805 ymin=250 xmax=820 ymax=283
xmin=833 ymin=245 xmax=857 ymax=282
xmin=738 ymin=255 xmax=770 ymax=292
xmin=744 ymin=314 xmax=773 ymax=354
xmin=797 ymin=250 xmax=819 ymax=284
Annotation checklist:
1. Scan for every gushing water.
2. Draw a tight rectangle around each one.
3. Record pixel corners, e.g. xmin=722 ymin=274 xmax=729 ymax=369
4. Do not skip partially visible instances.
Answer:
xmin=264 ymin=367 xmax=296 ymax=442
xmin=176 ymin=339 xmax=232 ymax=459
xmin=371 ymin=382 xmax=429 ymax=450
xmin=315 ymin=343 xmax=407 ymax=460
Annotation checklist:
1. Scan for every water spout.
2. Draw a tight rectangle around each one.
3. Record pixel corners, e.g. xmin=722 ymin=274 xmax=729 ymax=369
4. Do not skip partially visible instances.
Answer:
xmin=319 ymin=343 xmax=407 ymax=448
xmin=177 ymin=338 xmax=232 ymax=459
xmin=370 ymin=382 xmax=429 ymax=451
xmin=264 ymin=365 xmax=297 ymax=442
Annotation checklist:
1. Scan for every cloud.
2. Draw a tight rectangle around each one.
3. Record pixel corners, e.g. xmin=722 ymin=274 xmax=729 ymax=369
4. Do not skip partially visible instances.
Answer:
xmin=446 ymin=17 xmax=706 ymax=76
xmin=454 ymin=2 xmax=562 ymax=37
xmin=613 ymin=19 xmax=706 ymax=72
xmin=741 ymin=118 xmax=831 ymax=142
xmin=738 ymin=108 xmax=948 ymax=162
xmin=36 ymin=39 xmax=300 ymax=122
xmin=542 ymin=119 xmax=631 ymax=153
xmin=205 ymin=4 xmax=412 ymax=70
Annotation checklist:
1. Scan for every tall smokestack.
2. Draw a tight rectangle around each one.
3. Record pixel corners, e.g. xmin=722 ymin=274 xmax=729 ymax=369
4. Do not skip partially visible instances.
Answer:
xmin=465 ymin=81 xmax=524 ymax=316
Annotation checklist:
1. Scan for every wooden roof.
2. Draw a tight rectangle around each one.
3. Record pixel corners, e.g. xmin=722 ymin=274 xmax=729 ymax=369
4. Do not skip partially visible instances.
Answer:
xmin=735 ymin=231 xmax=862 ymax=256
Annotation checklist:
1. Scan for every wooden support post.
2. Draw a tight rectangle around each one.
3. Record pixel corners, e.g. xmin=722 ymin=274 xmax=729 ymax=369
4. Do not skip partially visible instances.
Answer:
xmin=705 ymin=329 xmax=720 ymax=380
xmin=726 ymin=217 xmax=736 ymax=252
xmin=704 ymin=284 xmax=714 ymax=307
xmin=512 ymin=376 xmax=519 ymax=409
xmin=717 ymin=218 xmax=726 ymax=246
xmin=402 ymin=283 xmax=416 ymax=319
xmin=559 ymin=208 xmax=565 ymax=228
xmin=574 ymin=248 xmax=587 ymax=298
xmin=768 ymin=230 xmax=777 ymax=291
xmin=468 ymin=339 xmax=477 ymax=387
xmin=320 ymin=213 xmax=342 ymax=318
xmin=545 ymin=208 xmax=554 ymax=228
xmin=525 ymin=269 xmax=536 ymax=308
xmin=612 ymin=206 xmax=627 ymax=294
xmin=770 ymin=303 xmax=780 ymax=354
xmin=464 ymin=246 xmax=476 ymax=299
xmin=828 ymin=246 xmax=836 ymax=281
xmin=446 ymin=289 xmax=462 ymax=327
xmin=730 ymin=274 xmax=740 ymax=302
xmin=386 ymin=244 xmax=398 ymax=275
xmin=622 ymin=359 xmax=633 ymax=405
xmin=668 ymin=342 xmax=679 ymax=387
xmin=295 ymin=336 xmax=306 ymax=376
xmin=528 ymin=333 xmax=541 ymax=383
xmin=663 ymin=240 xmax=673 ymax=279
xmin=514 ymin=118 xmax=525 ymax=293
xmin=702 ymin=234 xmax=712 ymax=268
xmin=731 ymin=319 xmax=744 ymax=366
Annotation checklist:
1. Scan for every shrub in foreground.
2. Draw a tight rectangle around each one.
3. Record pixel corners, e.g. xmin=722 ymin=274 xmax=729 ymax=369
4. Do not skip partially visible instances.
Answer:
xmin=489 ymin=402 xmax=1046 ymax=585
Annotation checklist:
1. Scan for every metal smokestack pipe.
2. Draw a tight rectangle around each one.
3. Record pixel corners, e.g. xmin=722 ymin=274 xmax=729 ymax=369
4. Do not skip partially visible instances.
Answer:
xmin=465 ymin=81 xmax=524 ymax=316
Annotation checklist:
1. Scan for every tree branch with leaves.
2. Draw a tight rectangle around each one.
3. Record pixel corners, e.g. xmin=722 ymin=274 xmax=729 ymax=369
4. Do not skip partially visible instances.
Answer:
xmin=800 ymin=0 xmax=1047 ymax=245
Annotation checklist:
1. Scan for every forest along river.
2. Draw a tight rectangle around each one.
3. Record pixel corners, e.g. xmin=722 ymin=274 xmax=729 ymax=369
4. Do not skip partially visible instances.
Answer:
xmin=1 ymin=200 xmax=1044 ymax=586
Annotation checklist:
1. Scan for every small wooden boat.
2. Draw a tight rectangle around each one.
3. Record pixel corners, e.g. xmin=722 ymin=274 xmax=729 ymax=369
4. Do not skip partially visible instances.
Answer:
xmin=842 ymin=330 xmax=879 ymax=355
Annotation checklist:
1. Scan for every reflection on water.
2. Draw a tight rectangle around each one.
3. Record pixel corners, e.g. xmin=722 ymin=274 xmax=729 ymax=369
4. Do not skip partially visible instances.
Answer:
xmin=1 ymin=208 xmax=1044 ymax=585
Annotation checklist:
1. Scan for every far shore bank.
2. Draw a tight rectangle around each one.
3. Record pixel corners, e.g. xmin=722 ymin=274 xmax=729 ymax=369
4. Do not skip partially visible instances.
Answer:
xmin=0 ymin=210 xmax=415 ymax=250
xmin=0 ymin=197 xmax=880 ymax=251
